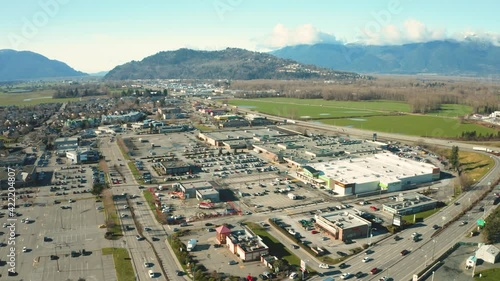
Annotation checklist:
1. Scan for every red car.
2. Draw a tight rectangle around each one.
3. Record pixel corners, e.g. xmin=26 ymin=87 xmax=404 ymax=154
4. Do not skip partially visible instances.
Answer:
xmin=370 ymin=268 xmax=379 ymax=275
xmin=311 ymin=230 xmax=319 ymax=234
xmin=370 ymin=206 xmax=379 ymax=211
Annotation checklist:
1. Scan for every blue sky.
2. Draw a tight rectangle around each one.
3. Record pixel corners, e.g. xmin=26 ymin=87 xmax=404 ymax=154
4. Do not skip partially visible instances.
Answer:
xmin=1 ymin=0 xmax=499 ymax=72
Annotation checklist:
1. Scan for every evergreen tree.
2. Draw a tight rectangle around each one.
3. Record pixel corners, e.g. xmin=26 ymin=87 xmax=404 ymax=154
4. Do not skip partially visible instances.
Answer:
xmin=450 ymin=146 xmax=460 ymax=172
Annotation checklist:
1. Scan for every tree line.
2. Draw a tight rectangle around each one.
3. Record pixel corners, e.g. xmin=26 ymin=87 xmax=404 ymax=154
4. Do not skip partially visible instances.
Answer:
xmin=52 ymin=85 xmax=108 ymax=98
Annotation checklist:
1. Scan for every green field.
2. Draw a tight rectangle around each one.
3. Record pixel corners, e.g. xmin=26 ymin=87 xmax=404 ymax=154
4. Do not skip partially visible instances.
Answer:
xmin=229 ymin=98 xmax=489 ymax=138
xmin=321 ymin=115 xmax=498 ymax=138
xmin=430 ymin=103 xmax=473 ymax=117
xmin=229 ymin=98 xmax=474 ymax=118
xmin=0 ymin=90 xmax=80 ymax=106
xmin=229 ymin=98 xmax=402 ymax=118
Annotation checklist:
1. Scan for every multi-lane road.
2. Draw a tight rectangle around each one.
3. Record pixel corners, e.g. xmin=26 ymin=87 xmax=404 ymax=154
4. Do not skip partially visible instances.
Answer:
xmin=100 ymin=135 xmax=187 ymax=281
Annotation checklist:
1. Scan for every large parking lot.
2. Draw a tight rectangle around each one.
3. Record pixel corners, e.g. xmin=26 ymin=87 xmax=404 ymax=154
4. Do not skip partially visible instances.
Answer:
xmin=0 ymin=163 xmax=115 ymax=280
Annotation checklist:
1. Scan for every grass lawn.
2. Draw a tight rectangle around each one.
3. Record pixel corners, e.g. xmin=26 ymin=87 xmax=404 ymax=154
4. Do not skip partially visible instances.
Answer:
xmin=321 ymin=115 xmax=498 ymax=138
xmin=102 ymin=189 xmax=122 ymax=239
xmin=246 ymin=222 xmax=301 ymax=267
xmin=403 ymin=208 xmax=442 ymax=223
xmin=434 ymin=148 xmax=495 ymax=183
xmin=229 ymin=98 xmax=388 ymax=118
xmin=143 ymin=190 xmax=166 ymax=223
xmin=143 ymin=190 xmax=157 ymax=211
xmin=474 ymin=268 xmax=500 ymax=280
xmin=116 ymin=137 xmax=131 ymax=160
xmin=127 ymin=162 xmax=143 ymax=184
xmin=229 ymin=98 xmax=473 ymax=117
xmin=0 ymin=90 xmax=80 ymax=106
xmin=192 ymin=124 xmax=215 ymax=131
xmin=228 ymin=98 xmax=487 ymax=137
xmin=102 ymin=247 xmax=135 ymax=281
xmin=458 ymin=151 xmax=496 ymax=182
xmin=430 ymin=104 xmax=473 ymax=117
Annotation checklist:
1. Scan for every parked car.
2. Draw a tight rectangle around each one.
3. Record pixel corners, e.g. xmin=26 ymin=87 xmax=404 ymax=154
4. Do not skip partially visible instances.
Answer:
xmin=341 ymin=272 xmax=352 ymax=279
xmin=319 ymin=263 xmax=330 ymax=269
xmin=289 ymin=272 xmax=298 ymax=279
xmin=228 ymin=260 xmax=238 ymax=265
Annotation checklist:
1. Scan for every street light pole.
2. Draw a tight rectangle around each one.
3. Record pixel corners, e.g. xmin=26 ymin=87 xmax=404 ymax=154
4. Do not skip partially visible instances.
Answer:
xmin=431 ymin=271 xmax=435 ymax=281
xmin=432 ymin=239 xmax=437 ymax=261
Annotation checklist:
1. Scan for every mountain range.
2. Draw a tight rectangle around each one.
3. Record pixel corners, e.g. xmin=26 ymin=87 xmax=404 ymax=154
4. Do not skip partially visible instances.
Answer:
xmin=0 ymin=49 xmax=87 ymax=82
xmin=3 ymin=39 xmax=500 ymax=82
xmin=271 ymin=40 xmax=500 ymax=76
xmin=104 ymin=48 xmax=362 ymax=80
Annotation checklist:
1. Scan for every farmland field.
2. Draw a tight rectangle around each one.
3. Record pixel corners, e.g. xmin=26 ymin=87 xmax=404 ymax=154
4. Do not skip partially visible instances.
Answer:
xmin=228 ymin=98 xmax=493 ymax=138
xmin=321 ymin=115 xmax=498 ymax=138
xmin=229 ymin=98 xmax=403 ymax=118
xmin=0 ymin=90 xmax=79 ymax=105
xmin=229 ymin=98 xmax=473 ymax=117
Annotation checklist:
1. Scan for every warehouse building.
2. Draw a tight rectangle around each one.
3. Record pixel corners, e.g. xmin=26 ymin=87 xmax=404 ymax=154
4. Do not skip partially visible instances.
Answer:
xmin=315 ymin=211 xmax=372 ymax=241
xmin=303 ymin=153 xmax=440 ymax=196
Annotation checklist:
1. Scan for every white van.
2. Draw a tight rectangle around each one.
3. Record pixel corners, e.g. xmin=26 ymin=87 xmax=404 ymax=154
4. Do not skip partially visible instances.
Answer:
xmin=148 ymin=270 xmax=154 ymax=278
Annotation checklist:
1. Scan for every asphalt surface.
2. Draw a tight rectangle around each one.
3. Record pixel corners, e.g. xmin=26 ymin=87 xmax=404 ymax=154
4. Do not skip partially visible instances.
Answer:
xmin=100 ymin=135 xmax=187 ymax=281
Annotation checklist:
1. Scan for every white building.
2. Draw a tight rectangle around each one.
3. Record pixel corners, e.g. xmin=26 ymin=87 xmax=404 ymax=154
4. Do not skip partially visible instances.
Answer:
xmin=476 ymin=244 xmax=500 ymax=264
xmin=308 ymin=153 xmax=440 ymax=196
xmin=489 ymin=111 xmax=500 ymax=118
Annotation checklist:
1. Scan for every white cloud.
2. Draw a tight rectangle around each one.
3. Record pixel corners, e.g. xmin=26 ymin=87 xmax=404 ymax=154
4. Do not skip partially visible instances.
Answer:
xmin=258 ymin=23 xmax=342 ymax=50
xmin=358 ymin=19 xmax=498 ymax=46
xmin=359 ymin=19 xmax=445 ymax=45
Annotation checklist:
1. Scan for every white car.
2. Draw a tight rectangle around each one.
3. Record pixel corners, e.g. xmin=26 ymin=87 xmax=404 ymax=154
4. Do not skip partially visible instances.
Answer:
xmin=289 ymin=272 xmax=298 ymax=279
xmin=318 ymin=263 xmax=330 ymax=269
xmin=341 ymin=273 xmax=352 ymax=279
xmin=362 ymin=257 xmax=372 ymax=263
xmin=22 ymin=247 xmax=28 ymax=252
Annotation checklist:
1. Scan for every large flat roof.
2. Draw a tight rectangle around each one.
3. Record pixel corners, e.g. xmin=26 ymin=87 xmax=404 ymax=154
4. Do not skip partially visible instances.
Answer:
xmin=316 ymin=210 xmax=371 ymax=229
xmin=310 ymin=153 xmax=438 ymax=185
xmin=201 ymin=127 xmax=293 ymax=141
xmin=383 ymin=192 xmax=437 ymax=209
